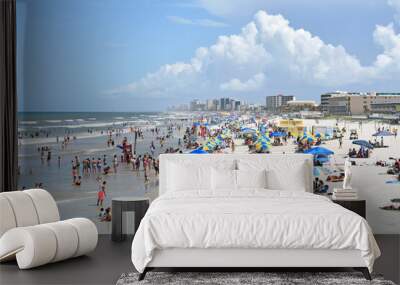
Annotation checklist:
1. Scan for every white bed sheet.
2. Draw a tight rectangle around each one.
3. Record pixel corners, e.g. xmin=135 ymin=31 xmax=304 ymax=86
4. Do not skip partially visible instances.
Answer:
xmin=131 ymin=190 xmax=380 ymax=273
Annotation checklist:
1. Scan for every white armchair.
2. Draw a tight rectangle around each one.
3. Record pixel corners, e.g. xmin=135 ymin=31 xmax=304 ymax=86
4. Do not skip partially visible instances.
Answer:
xmin=0 ymin=189 xmax=98 ymax=269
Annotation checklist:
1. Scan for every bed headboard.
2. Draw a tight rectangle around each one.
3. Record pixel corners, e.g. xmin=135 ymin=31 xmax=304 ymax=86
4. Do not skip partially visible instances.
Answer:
xmin=159 ymin=154 xmax=314 ymax=196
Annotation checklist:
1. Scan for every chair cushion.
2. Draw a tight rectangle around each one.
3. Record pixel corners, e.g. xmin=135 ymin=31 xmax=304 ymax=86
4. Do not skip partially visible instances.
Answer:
xmin=42 ymin=221 xmax=79 ymax=262
xmin=0 ymin=196 xmax=17 ymax=237
xmin=64 ymin=218 xmax=98 ymax=257
xmin=0 ymin=226 xmax=57 ymax=269
xmin=1 ymin=192 xmax=39 ymax=227
xmin=24 ymin=189 xmax=60 ymax=223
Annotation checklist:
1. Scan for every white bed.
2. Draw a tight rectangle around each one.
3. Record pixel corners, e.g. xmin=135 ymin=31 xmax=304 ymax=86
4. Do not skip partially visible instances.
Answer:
xmin=131 ymin=154 xmax=380 ymax=280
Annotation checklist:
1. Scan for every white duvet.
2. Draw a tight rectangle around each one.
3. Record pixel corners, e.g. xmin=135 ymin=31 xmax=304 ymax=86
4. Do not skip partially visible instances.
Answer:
xmin=131 ymin=190 xmax=380 ymax=273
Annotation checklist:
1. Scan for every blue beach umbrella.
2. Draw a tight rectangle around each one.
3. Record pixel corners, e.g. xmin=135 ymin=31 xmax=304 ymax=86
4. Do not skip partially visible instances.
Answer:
xmin=260 ymin=134 xmax=271 ymax=142
xmin=315 ymin=154 xmax=330 ymax=163
xmin=190 ymin=148 xmax=208 ymax=154
xmin=304 ymin=146 xmax=334 ymax=156
xmin=241 ymin=127 xmax=257 ymax=134
xmin=301 ymin=133 xmax=316 ymax=143
xmin=352 ymin=140 xmax=374 ymax=149
xmin=270 ymin=131 xmax=285 ymax=137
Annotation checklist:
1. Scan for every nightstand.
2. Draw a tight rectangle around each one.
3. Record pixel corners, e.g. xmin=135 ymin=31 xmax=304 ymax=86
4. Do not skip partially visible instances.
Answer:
xmin=112 ymin=197 xmax=150 ymax=242
xmin=332 ymin=199 xmax=366 ymax=218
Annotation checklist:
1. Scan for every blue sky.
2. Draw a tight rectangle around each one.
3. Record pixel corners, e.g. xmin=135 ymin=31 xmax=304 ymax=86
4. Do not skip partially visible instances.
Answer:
xmin=17 ymin=0 xmax=400 ymax=111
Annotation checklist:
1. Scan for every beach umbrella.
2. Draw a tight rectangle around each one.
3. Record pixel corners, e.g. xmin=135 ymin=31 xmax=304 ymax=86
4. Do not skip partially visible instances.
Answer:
xmin=256 ymin=136 xmax=271 ymax=145
xmin=259 ymin=134 xmax=271 ymax=142
xmin=190 ymin=148 xmax=208 ymax=154
xmin=251 ymin=133 xmax=259 ymax=142
xmin=304 ymin=146 xmax=334 ymax=156
xmin=270 ymin=131 xmax=285 ymax=137
xmin=315 ymin=154 xmax=330 ymax=164
xmin=352 ymin=140 xmax=374 ymax=149
xmin=372 ymin=130 xmax=394 ymax=137
xmin=241 ymin=127 xmax=257 ymax=134
xmin=214 ymin=138 xmax=222 ymax=146
xmin=301 ymin=133 xmax=315 ymax=143
xmin=255 ymin=140 xmax=270 ymax=153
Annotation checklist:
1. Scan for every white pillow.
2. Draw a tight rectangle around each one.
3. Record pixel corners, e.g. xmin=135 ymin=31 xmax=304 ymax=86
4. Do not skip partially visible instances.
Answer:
xmin=236 ymin=169 xmax=267 ymax=189
xmin=212 ymin=168 xmax=237 ymax=191
xmin=266 ymin=162 xmax=308 ymax=191
xmin=167 ymin=162 xmax=211 ymax=191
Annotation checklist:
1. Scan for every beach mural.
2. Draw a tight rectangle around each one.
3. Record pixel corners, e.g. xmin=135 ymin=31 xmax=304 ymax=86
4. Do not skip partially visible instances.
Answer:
xmin=17 ymin=113 xmax=400 ymax=233
xmin=16 ymin=0 xmax=400 ymax=234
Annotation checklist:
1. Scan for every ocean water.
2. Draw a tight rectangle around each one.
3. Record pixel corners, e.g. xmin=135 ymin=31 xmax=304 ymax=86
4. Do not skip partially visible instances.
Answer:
xmin=17 ymin=112 xmax=193 ymax=225
xmin=18 ymin=112 xmax=191 ymax=138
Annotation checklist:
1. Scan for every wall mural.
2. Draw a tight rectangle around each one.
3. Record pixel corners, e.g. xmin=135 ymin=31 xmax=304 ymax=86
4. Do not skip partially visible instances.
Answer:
xmin=17 ymin=0 xmax=400 ymax=234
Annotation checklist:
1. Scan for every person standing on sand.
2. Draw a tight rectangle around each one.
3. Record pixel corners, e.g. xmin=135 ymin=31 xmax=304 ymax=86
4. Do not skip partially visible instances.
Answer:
xmin=97 ymin=158 xmax=102 ymax=173
xmin=154 ymin=159 xmax=159 ymax=175
xmin=338 ymin=136 xmax=343 ymax=148
xmin=97 ymin=181 xmax=107 ymax=207
xmin=71 ymin=161 xmax=77 ymax=183
xmin=135 ymin=156 xmax=141 ymax=175
xmin=113 ymin=155 xmax=118 ymax=173
xmin=131 ymin=153 xmax=136 ymax=171
xmin=87 ymin=158 xmax=91 ymax=175
xmin=92 ymin=157 xmax=97 ymax=174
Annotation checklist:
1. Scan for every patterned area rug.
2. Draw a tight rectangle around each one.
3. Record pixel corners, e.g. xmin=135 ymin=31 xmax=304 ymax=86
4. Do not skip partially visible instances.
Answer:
xmin=116 ymin=272 xmax=396 ymax=285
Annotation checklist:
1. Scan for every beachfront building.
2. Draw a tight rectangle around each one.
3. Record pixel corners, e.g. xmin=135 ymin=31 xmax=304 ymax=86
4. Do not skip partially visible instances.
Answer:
xmin=190 ymin=99 xmax=206 ymax=111
xmin=206 ymin=99 xmax=220 ymax=111
xmin=370 ymin=103 xmax=400 ymax=114
xmin=320 ymin=92 xmax=342 ymax=113
xmin=370 ymin=94 xmax=400 ymax=114
xmin=189 ymin=97 xmax=241 ymax=112
xmin=324 ymin=91 xmax=400 ymax=116
xmin=218 ymin=98 xmax=241 ymax=111
xmin=266 ymin=94 xmax=295 ymax=113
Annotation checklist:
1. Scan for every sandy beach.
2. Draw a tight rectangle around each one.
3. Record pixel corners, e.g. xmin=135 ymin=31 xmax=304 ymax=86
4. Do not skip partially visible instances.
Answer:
xmin=18 ymin=113 xmax=400 ymax=234
xmin=234 ymin=119 xmax=400 ymax=234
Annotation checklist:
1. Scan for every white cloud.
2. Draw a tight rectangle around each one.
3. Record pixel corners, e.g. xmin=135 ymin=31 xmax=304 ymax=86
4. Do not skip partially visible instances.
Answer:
xmin=167 ymin=16 xmax=228 ymax=27
xmin=220 ymin=73 xmax=265 ymax=92
xmin=372 ymin=23 xmax=400 ymax=75
xmin=108 ymin=10 xmax=400 ymax=99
